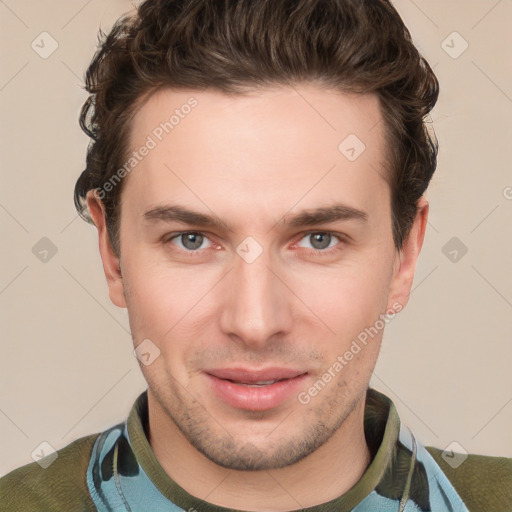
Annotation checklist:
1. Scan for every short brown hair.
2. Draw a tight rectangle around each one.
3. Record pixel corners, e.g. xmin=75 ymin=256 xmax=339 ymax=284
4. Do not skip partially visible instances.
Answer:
xmin=74 ymin=0 xmax=439 ymax=255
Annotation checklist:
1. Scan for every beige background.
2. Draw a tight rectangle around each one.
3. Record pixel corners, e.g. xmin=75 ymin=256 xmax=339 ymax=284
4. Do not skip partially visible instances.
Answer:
xmin=1 ymin=0 xmax=511 ymax=475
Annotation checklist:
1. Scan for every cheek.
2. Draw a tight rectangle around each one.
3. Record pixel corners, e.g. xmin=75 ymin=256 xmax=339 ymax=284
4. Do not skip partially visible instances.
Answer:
xmin=122 ymin=251 xmax=221 ymax=345
xmin=124 ymin=268 xmax=198 ymax=384
xmin=293 ymin=258 xmax=393 ymax=334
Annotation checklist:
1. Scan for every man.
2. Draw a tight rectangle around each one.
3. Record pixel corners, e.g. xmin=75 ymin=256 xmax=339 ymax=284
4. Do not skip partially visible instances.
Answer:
xmin=1 ymin=0 xmax=511 ymax=510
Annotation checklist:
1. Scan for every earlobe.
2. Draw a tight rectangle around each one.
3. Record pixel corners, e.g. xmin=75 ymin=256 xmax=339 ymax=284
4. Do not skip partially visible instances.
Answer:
xmin=86 ymin=190 xmax=127 ymax=309
xmin=387 ymin=197 xmax=429 ymax=312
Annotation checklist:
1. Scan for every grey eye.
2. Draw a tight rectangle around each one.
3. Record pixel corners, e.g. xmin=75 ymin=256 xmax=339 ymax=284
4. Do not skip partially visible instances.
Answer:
xmin=178 ymin=233 xmax=206 ymax=251
xmin=309 ymin=233 xmax=332 ymax=250
xmin=297 ymin=232 xmax=338 ymax=251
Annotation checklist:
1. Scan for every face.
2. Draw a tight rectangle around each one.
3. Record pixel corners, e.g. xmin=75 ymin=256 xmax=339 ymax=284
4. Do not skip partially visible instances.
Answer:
xmin=89 ymin=84 xmax=426 ymax=471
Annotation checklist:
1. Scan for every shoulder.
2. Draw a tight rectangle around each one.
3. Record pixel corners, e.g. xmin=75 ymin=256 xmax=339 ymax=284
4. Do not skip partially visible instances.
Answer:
xmin=0 ymin=433 xmax=99 ymax=512
xmin=425 ymin=445 xmax=512 ymax=512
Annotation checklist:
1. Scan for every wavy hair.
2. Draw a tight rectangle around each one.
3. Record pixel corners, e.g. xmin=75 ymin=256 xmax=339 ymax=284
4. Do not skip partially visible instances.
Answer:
xmin=74 ymin=0 xmax=439 ymax=255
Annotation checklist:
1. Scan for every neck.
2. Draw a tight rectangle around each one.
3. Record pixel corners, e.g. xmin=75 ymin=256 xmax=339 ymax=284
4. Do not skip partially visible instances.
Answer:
xmin=147 ymin=393 xmax=371 ymax=510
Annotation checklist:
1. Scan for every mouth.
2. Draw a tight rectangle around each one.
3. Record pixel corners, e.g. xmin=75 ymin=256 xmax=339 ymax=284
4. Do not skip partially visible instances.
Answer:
xmin=226 ymin=379 xmax=282 ymax=387
xmin=204 ymin=367 xmax=308 ymax=411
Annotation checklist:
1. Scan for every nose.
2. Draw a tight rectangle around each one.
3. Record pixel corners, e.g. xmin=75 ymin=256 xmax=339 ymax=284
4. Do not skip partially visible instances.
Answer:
xmin=219 ymin=246 xmax=294 ymax=350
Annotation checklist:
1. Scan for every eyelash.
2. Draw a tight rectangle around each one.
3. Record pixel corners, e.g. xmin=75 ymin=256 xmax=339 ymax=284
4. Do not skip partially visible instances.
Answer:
xmin=163 ymin=231 xmax=345 ymax=257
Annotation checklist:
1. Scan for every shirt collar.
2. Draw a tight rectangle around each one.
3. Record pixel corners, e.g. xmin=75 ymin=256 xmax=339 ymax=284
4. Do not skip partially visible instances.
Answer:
xmin=86 ymin=386 xmax=469 ymax=511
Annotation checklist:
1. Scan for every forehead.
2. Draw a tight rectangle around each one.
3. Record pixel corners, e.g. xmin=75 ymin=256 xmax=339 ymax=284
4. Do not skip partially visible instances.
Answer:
xmin=122 ymin=84 xmax=389 ymax=227
xmin=130 ymin=84 xmax=385 ymax=153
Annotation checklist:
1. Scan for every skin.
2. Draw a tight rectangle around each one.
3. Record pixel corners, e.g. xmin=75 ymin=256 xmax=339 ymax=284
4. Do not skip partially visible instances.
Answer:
xmin=87 ymin=84 xmax=428 ymax=510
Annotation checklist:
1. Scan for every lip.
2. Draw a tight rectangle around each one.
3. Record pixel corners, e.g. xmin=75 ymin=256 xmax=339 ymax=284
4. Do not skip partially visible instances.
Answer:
xmin=206 ymin=367 xmax=306 ymax=383
xmin=205 ymin=367 xmax=308 ymax=411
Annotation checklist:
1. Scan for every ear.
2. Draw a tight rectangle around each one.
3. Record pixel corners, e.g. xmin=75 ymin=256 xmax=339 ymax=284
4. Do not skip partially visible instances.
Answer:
xmin=86 ymin=190 xmax=126 ymax=308
xmin=387 ymin=196 xmax=429 ymax=312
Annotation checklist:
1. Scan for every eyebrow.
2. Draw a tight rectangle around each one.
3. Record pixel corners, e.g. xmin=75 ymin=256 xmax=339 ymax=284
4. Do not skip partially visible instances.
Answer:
xmin=283 ymin=204 xmax=368 ymax=228
xmin=143 ymin=205 xmax=233 ymax=232
xmin=142 ymin=203 xmax=368 ymax=231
